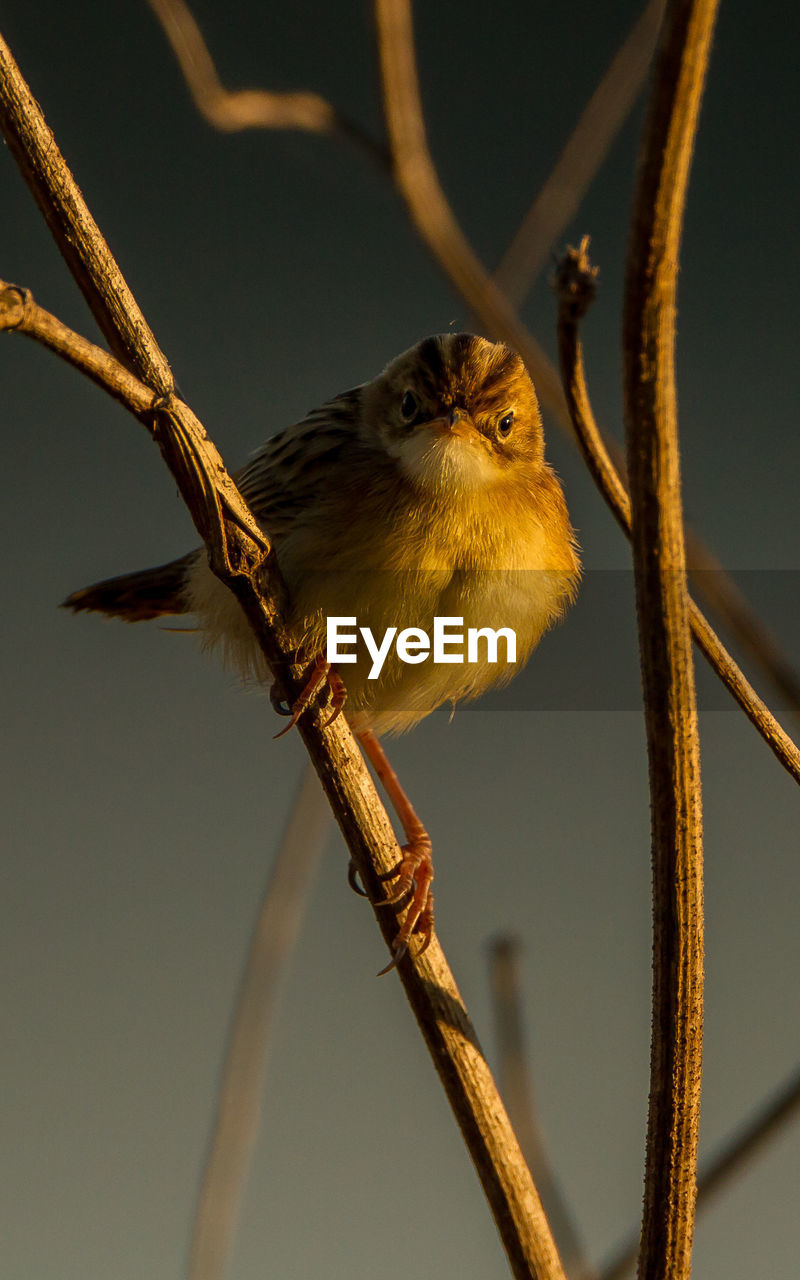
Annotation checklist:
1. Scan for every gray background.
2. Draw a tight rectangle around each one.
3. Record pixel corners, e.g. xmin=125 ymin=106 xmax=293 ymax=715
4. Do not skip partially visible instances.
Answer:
xmin=2 ymin=1 xmax=799 ymax=1277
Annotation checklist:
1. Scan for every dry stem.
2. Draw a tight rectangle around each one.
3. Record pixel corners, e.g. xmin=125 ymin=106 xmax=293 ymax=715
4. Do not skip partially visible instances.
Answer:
xmin=0 ymin=29 xmax=565 ymax=1280
xmin=623 ymin=0 xmax=718 ymax=1274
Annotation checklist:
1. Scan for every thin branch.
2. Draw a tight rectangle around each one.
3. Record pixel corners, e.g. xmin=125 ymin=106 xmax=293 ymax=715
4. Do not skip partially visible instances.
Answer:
xmin=683 ymin=533 xmax=800 ymax=713
xmin=494 ymin=0 xmax=665 ymax=305
xmin=600 ymin=1063 xmax=800 ymax=1280
xmin=188 ymin=763 xmax=331 ymax=1280
xmin=146 ymin=0 xmax=388 ymax=166
xmin=623 ymin=0 xmax=717 ymax=1273
xmin=0 ymin=30 xmax=566 ymax=1280
xmin=145 ymin=0 xmax=800 ymax=728
xmin=553 ymin=243 xmax=800 ymax=789
xmin=489 ymin=938 xmax=595 ymax=1280
xmin=0 ymin=281 xmax=155 ymax=413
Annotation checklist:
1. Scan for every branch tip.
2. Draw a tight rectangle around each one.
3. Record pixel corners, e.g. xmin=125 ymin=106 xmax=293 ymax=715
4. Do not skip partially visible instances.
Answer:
xmin=553 ymin=238 xmax=599 ymax=319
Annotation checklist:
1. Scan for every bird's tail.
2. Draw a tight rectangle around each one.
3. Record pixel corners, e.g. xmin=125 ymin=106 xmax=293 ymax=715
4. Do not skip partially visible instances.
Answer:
xmin=61 ymin=553 xmax=195 ymax=622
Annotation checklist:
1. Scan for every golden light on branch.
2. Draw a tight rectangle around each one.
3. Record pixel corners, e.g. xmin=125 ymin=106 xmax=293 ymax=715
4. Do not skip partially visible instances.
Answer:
xmin=622 ymin=1 xmax=719 ymax=1274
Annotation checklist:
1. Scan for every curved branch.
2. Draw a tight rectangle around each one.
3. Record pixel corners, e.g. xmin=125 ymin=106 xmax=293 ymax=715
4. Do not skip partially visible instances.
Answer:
xmin=373 ymin=0 xmax=565 ymax=409
xmin=553 ymin=244 xmax=800 ymax=788
xmin=684 ymin=534 xmax=800 ymax=712
xmin=0 ymin=30 xmax=566 ymax=1280
xmin=146 ymin=0 xmax=388 ymax=166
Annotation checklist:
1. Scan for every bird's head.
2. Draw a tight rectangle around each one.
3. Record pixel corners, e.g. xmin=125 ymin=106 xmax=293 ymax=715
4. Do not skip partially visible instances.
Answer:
xmin=362 ymin=333 xmax=544 ymax=493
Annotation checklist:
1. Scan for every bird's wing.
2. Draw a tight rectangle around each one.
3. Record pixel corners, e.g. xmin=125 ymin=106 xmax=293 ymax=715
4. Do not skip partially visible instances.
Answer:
xmin=234 ymin=389 xmax=363 ymax=542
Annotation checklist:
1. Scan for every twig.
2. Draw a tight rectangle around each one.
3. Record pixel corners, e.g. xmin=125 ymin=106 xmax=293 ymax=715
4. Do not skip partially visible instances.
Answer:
xmin=600 ymin=1062 xmax=800 ymax=1280
xmin=0 ymin=30 xmax=566 ymax=1280
xmin=494 ymin=0 xmax=665 ymax=305
xmin=553 ymin=243 xmax=800 ymax=788
xmin=489 ymin=938 xmax=595 ymax=1280
xmin=622 ymin=0 xmax=717 ymax=1273
xmin=188 ymin=764 xmax=331 ymax=1280
xmin=145 ymin=0 xmax=388 ymax=166
xmin=145 ymin=0 xmax=800 ymax=727
xmin=0 ymin=282 xmax=156 ymax=412
xmin=683 ymin=533 xmax=800 ymax=713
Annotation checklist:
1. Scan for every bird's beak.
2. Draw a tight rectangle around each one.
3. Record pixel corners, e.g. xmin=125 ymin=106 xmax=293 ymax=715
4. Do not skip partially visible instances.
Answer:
xmin=426 ymin=409 xmax=477 ymax=441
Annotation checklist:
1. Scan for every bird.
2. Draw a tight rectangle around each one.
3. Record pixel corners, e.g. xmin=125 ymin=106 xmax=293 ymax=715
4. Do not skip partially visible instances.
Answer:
xmin=63 ymin=332 xmax=580 ymax=968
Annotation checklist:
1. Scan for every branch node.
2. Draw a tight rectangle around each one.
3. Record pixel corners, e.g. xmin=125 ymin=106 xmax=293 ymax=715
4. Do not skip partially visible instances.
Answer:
xmin=0 ymin=283 xmax=30 ymax=330
xmin=149 ymin=391 xmax=177 ymax=416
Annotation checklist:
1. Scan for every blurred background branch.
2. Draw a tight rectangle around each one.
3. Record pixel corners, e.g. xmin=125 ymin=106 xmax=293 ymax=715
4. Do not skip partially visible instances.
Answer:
xmin=489 ymin=937 xmax=596 ymax=1280
xmin=488 ymin=927 xmax=800 ymax=1280
xmin=493 ymin=0 xmax=665 ymax=304
xmin=188 ymin=764 xmax=330 ymax=1280
xmin=146 ymin=0 xmax=388 ymax=163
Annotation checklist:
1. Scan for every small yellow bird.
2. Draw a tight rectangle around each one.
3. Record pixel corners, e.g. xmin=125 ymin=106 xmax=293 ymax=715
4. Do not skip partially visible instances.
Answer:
xmin=64 ymin=333 xmax=579 ymax=965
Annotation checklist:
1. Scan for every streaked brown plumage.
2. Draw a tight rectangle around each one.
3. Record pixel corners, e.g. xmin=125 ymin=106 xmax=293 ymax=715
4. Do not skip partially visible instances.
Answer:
xmin=64 ymin=333 xmax=580 ymax=965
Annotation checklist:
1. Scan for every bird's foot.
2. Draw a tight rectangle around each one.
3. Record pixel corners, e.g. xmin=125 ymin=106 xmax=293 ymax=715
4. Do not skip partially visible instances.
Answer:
xmin=377 ymin=833 xmax=435 ymax=975
xmin=273 ymin=656 xmax=347 ymax=738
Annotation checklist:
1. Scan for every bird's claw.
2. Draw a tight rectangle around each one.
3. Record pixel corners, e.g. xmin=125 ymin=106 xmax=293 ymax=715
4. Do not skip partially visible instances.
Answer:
xmin=347 ymin=858 xmax=368 ymax=898
xmin=270 ymin=684 xmax=293 ymax=717
xmin=376 ymin=836 xmax=435 ymax=976
xmin=273 ymin=657 xmax=347 ymax=738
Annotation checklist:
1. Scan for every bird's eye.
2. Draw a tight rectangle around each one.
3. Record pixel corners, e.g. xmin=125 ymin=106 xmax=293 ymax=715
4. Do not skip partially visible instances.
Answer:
xmin=400 ymin=389 xmax=421 ymax=422
xmin=497 ymin=411 xmax=515 ymax=438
